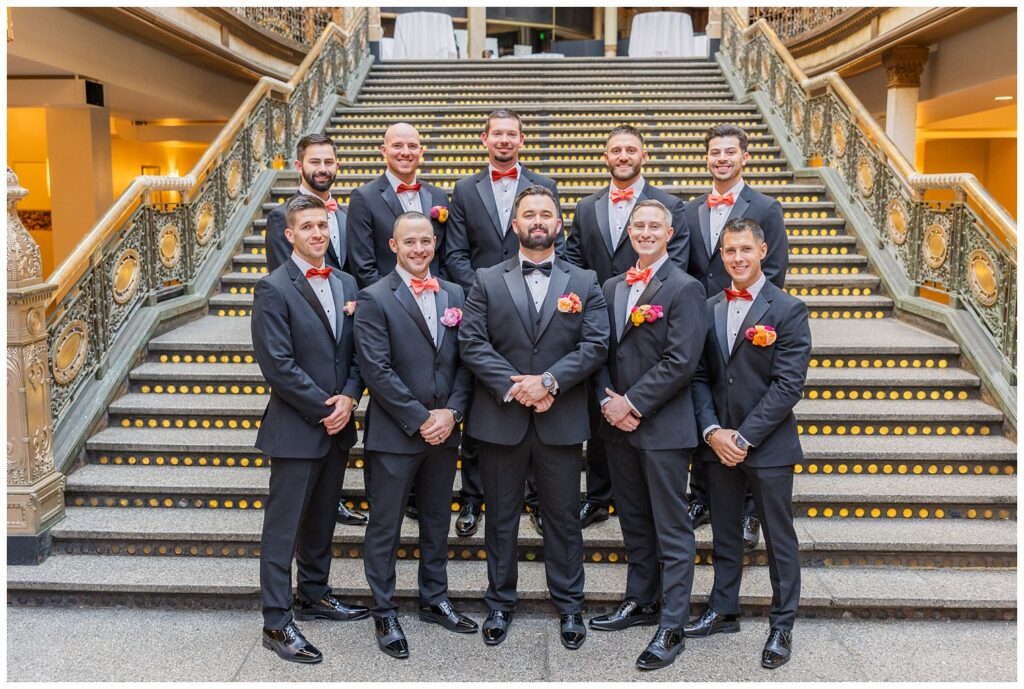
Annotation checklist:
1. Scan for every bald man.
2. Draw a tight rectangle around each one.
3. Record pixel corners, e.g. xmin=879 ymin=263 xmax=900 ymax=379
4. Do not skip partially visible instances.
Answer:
xmin=347 ymin=122 xmax=450 ymax=288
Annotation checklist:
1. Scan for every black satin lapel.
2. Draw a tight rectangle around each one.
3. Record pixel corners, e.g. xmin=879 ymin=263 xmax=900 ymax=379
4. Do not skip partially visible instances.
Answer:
xmin=417 ymin=187 xmax=433 ymax=217
xmin=475 ymin=174 xmax=503 ymax=238
xmin=380 ymin=178 xmax=405 ymax=219
xmin=393 ymin=282 xmax=434 ymax=345
xmin=434 ymin=286 xmax=449 ymax=350
xmin=714 ymin=297 xmax=730 ymax=362
xmin=731 ymin=291 xmax=772 ymax=357
xmin=330 ymin=273 xmax=348 ymax=344
xmin=699 ymin=200 xmax=713 ymax=257
xmin=595 ymin=190 xmax=614 ymax=256
xmin=725 ymin=187 xmax=750 ymax=225
xmin=535 ymin=266 xmax=571 ymax=340
xmin=613 ymin=280 xmax=629 ymax=340
xmin=502 ymin=266 xmax=535 ymax=339
xmin=291 ymin=273 xmax=335 ymax=341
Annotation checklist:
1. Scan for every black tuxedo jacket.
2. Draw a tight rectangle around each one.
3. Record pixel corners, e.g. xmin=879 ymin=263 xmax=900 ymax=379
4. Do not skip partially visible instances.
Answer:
xmin=354 ymin=270 xmax=471 ymax=454
xmin=459 ymin=257 xmax=609 ymax=446
xmin=684 ymin=184 xmax=788 ymax=294
xmin=692 ymin=280 xmax=811 ymax=467
xmin=346 ymin=174 xmax=448 ymax=287
xmin=444 ymin=166 xmax=564 ymax=288
xmin=593 ymin=262 xmax=706 ymax=450
xmin=264 ymin=200 xmax=347 ymax=273
xmin=564 ymin=183 xmax=689 ymax=283
xmin=251 ymin=260 xmax=363 ymax=458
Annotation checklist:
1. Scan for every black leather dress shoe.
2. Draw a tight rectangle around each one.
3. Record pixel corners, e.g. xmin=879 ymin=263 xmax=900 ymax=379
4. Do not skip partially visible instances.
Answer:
xmin=579 ymin=502 xmax=610 ymax=528
xmin=262 ymin=622 xmax=322 ymax=664
xmin=293 ymin=594 xmax=370 ymax=622
xmin=636 ymin=627 xmax=685 ymax=670
xmin=589 ymin=600 xmax=660 ymax=631
xmin=336 ymin=502 xmax=368 ymax=526
xmin=559 ymin=612 xmax=587 ymax=650
xmin=375 ymin=617 xmax=409 ymax=659
xmin=528 ymin=509 xmax=543 ymax=536
xmin=405 ymin=500 xmax=419 ymax=521
xmin=482 ymin=609 xmax=513 ymax=645
xmin=762 ymin=628 xmax=792 ymax=669
xmin=419 ymin=599 xmax=479 ymax=633
xmin=688 ymin=502 xmax=710 ymax=528
xmin=455 ymin=503 xmax=482 ymax=537
xmin=683 ymin=609 xmax=741 ymax=638
xmin=743 ymin=516 xmax=761 ymax=552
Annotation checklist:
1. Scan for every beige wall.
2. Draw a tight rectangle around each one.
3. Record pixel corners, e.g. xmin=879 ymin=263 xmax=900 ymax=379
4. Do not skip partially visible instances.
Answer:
xmin=920 ymin=138 xmax=1017 ymax=219
xmin=109 ymin=134 xmax=205 ymax=198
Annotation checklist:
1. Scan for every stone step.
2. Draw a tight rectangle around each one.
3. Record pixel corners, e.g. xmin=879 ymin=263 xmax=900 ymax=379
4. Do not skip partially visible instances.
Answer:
xmin=331 ymin=131 xmax=777 ymax=146
xmin=330 ymin=147 xmax=785 ymax=160
xmin=360 ymin=74 xmax=729 ymax=86
xmin=356 ymin=93 xmax=738 ymax=105
xmin=331 ymin=119 xmax=758 ymax=135
xmin=333 ymin=102 xmax=760 ymax=117
xmin=269 ymin=171 xmax=793 ymax=188
xmin=65 ymin=464 xmax=1017 ymax=521
xmin=44 ymin=506 xmax=1017 ymax=569
xmin=11 ymin=554 xmax=1014 ymax=618
xmin=359 ymin=83 xmax=732 ymax=95
xmin=296 ymin=157 xmax=795 ymax=171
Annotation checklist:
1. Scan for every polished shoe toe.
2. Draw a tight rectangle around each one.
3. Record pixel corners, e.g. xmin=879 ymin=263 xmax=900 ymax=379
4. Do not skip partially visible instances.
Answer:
xmin=405 ymin=501 xmax=419 ymax=521
xmin=743 ymin=516 xmax=761 ymax=552
xmin=688 ymin=502 xmax=710 ymax=528
xmin=481 ymin=609 xmax=513 ymax=645
xmin=455 ymin=504 xmax=482 ymax=538
xmin=761 ymin=628 xmax=792 ymax=669
xmin=589 ymin=600 xmax=660 ymax=631
xmin=683 ymin=608 xmax=741 ymax=638
xmin=375 ymin=617 xmax=409 ymax=659
xmin=559 ymin=612 xmax=587 ymax=650
xmin=262 ymin=622 xmax=323 ymax=664
xmin=636 ymin=627 xmax=685 ymax=670
xmin=293 ymin=593 xmax=369 ymax=622
xmin=335 ymin=502 xmax=368 ymax=526
xmin=419 ymin=599 xmax=478 ymax=633
xmin=579 ymin=502 xmax=609 ymax=528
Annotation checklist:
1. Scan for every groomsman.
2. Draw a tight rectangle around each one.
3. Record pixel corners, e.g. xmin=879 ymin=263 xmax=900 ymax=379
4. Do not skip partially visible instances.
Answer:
xmin=683 ymin=123 xmax=790 ymax=549
xmin=589 ymin=200 xmax=705 ymax=670
xmin=444 ymin=108 xmax=563 ymax=537
xmin=686 ymin=217 xmax=810 ymax=670
xmin=251 ymin=195 xmax=369 ymax=664
xmin=265 ymin=134 xmax=363 ymax=526
xmin=355 ymin=212 xmax=477 ymax=659
xmin=459 ymin=185 xmax=609 ymax=650
xmin=347 ymin=122 xmax=449 ymax=288
xmin=564 ymin=124 xmax=689 ymax=529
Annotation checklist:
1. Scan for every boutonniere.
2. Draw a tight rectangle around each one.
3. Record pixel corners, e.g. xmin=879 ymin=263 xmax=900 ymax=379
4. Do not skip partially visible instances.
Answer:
xmin=629 ymin=303 xmax=664 ymax=326
xmin=441 ymin=307 xmax=462 ymax=328
xmin=557 ymin=292 xmax=583 ymax=314
xmin=430 ymin=205 xmax=448 ymax=223
xmin=343 ymin=300 xmax=357 ymax=317
xmin=746 ymin=324 xmax=776 ymax=346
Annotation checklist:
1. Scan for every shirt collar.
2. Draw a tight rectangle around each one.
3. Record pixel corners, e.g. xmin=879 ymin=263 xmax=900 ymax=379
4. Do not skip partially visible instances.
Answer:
xmin=488 ymin=162 xmax=521 ymax=180
xmin=518 ymin=250 xmax=555 ymax=267
xmin=395 ymin=264 xmax=432 ymax=288
xmin=634 ymin=252 xmax=669 ymax=279
xmin=731 ymin=272 xmax=767 ymax=300
xmin=711 ymin=178 xmax=745 ymax=202
xmin=291 ymin=252 xmax=326 ymax=275
xmin=296 ymin=184 xmax=329 ymax=203
xmin=611 ymin=175 xmax=645 ymax=199
xmin=385 ymin=168 xmax=418 ymax=193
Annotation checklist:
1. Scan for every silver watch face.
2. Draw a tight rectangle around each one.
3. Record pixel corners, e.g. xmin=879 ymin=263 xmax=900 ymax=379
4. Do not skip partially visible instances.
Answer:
xmin=735 ymin=435 xmax=749 ymax=450
xmin=542 ymin=373 xmax=554 ymax=389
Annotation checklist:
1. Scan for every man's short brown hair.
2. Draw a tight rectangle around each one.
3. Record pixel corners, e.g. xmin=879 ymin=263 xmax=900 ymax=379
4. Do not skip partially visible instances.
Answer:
xmin=512 ymin=184 xmax=558 ymax=217
xmin=284 ymin=193 xmax=327 ymax=227
xmin=607 ymin=124 xmax=645 ymax=147
xmin=296 ymin=133 xmax=336 ymax=161
xmin=704 ymin=123 xmax=749 ymax=152
xmin=484 ymin=108 xmax=523 ymax=134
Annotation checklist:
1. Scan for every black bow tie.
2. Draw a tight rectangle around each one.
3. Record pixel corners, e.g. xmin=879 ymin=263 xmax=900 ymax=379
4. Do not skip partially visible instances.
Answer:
xmin=521 ymin=261 xmax=552 ymax=277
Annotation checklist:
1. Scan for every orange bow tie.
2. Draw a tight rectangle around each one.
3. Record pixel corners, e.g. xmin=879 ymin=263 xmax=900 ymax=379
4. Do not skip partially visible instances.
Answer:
xmin=708 ymin=192 xmax=735 ymax=208
xmin=305 ymin=266 xmax=332 ymax=279
xmin=410 ymin=276 xmax=439 ymax=295
xmin=724 ymin=287 xmax=753 ymax=301
xmin=625 ymin=266 xmax=653 ymax=285
xmin=491 ymin=168 xmax=519 ymax=181
xmin=610 ymin=187 xmax=635 ymax=204
xmin=325 ymin=198 xmax=338 ymax=212
xmin=396 ymin=182 xmax=421 ymax=194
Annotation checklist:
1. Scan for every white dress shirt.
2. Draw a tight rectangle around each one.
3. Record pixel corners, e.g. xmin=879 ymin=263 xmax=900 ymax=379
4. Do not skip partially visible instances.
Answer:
xmin=291 ymin=253 xmax=336 ymax=337
xmin=297 ymin=185 xmax=341 ymax=261
xmin=519 ymin=249 xmax=553 ymax=312
xmin=385 ymin=169 xmax=423 ymax=213
xmin=396 ymin=264 xmax=437 ymax=345
xmin=709 ymin=179 xmax=745 ymax=252
xmin=625 ymin=252 xmax=669 ymax=324
xmin=490 ymin=163 xmax=521 ymax=234
xmin=608 ymin=176 xmax=645 ymax=249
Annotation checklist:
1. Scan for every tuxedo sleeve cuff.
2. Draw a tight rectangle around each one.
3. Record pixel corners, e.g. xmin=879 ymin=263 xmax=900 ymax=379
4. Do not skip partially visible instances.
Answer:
xmin=600 ymin=396 xmax=612 ymax=407
xmin=702 ymin=424 xmax=722 ymax=444
xmin=502 ymin=385 xmax=515 ymax=403
xmin=736 ymin=432 xmax=755 ymax=448
xmin=623 ymin=395 xmax=641 ymax=417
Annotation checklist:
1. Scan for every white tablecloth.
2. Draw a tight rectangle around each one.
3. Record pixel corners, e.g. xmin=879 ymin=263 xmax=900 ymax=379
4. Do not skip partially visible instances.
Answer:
xmin=627 ymin=11 xmax=696 ymax=57
xmin=379 ymin=37 xmax=394 ymax=60
xmin=693 ymin=34 xmax=709 ymax=57
xmin=392 ymin=12 xmax=458 ymax=59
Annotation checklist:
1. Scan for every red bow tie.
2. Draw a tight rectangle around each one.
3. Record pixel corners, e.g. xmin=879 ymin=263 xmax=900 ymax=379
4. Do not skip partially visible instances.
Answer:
xmin=491 ymin=168 xmax=519 ymax=182
xmin=610 ymin=187 xmax=635 ymax=204
xmin=396 ymin=182 xmax=421 ymax=194
xmin=324 ymin=198 xmax=338 ymax=212
xmin=625 ymin=266 xmax=653 ymax=285
xmin=410 ymin=276 xmax=439 ymax=295
xmin=708 ymin=192 xmax=735 ymax=208
xmin=305 ymin=266 xmax=332 ymax=279
xmin=725 ymin=287 xmax=753 ymax=301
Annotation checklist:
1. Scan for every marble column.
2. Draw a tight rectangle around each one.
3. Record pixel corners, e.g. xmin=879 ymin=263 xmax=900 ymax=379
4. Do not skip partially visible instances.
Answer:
xmin=882 ymin=45 xmax=930 ymax=167
xmin=604 ymin=7 xmax=618 ymax=57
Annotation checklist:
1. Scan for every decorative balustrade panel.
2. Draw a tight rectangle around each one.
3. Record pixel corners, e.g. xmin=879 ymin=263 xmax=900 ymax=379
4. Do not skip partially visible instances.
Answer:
xmin=721 ymin=9 xmax=1017 ymax=371
xmin=230 ymin=7 xmax=334 ymax=47
xmin=44 ymin=10 xmax=370 ymax=427
xmin=750 ymin=7 xmax=850 ymax=42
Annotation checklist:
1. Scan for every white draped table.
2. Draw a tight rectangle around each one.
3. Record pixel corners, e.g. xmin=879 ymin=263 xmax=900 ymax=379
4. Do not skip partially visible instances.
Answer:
xmin=627 ymin=11 xmax=697 ymax=58
xmin=391 ymin=12 xmax=458 ymax=59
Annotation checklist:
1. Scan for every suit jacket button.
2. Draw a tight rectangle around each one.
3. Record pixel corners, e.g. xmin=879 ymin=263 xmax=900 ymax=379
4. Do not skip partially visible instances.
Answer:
xmin=533 ymin=348 xmax=539 ymax=354
xmin=503 ymin=249 xmax=509 ymax=256
xmin=729 ymin=377 xmax=734 ymax=384
xmin=617 ymin=353 xmax=624 ymax=360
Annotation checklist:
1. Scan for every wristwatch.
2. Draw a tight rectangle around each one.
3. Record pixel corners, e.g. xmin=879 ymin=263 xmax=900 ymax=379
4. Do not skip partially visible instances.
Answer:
xmin=734 ymin=434 xmax=750 ymax=451
xmin=704 ymin=428 xmax=719 ymax=444
xmin=447 ymin=408 xmax=463 ymax=424
xmin=541 ymin=371 xmax=557 ymax=394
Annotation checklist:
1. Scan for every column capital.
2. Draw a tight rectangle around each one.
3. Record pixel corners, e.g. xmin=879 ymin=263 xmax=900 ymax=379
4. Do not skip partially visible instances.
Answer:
xmin=882 ymin=45 xmax=930 ymax=89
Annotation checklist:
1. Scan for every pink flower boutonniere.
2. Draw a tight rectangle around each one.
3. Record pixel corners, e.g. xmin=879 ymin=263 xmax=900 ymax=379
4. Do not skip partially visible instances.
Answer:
xmin=557 ymin=292 xmax=583 ymax=314
xmin=430 ymin=205 xmax=448 ymax=223
xmin=629 ymin=304 xmax=664 ymax=326
xmin=343 ymin=300 xmax=357 ymax=317
xmin=441 ymin=307 xmax=462 ymax=328
xmin=746 ymin=324 xmax=777 ymax=346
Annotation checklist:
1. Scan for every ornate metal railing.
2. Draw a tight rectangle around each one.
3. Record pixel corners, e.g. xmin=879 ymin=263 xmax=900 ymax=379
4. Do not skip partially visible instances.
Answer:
xmin=720 ymin=8 xmax=1017 ymax=385
xmin=44 ymin=8 xmax=370 ymax=429
xmin=230 ymin=7 xmax=336 ymax=47
xmin=749 ymin=7 xmax=854 ymax=42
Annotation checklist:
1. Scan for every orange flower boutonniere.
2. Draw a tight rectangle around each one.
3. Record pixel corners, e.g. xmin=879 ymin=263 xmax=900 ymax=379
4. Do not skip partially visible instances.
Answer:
xmin=557 ymin=292 xmax=583 ymax=314
xmin=745 ymin=324 xmax=777 ymax=346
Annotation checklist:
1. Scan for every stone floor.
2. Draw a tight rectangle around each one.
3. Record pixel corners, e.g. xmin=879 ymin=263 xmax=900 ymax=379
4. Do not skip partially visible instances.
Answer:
xmin=6 ymin=608 xmax=1016 ymax=682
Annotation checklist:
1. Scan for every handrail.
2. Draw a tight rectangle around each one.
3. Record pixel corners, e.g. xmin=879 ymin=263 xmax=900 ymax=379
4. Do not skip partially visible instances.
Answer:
xmin=732 ymin=9 xmax=1017 ymax=247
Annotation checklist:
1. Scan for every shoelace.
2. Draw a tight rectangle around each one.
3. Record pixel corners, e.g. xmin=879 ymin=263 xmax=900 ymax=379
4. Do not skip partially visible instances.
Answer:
xmin=438 ymin=600 xmax=454 ymax=616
